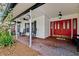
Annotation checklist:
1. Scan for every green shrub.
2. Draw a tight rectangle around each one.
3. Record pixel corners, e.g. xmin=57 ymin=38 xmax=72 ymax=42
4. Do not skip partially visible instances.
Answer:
xmin=0 ymin=31 xmax=13 ymax=47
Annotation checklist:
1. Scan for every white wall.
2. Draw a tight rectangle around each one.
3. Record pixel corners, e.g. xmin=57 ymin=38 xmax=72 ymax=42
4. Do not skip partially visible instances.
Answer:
xmin=33 ymin=15 xmax=50 ymax=38
xmin=32 ymin=15 xmax=50 ymax=38
xmin=44 ymin=15 xmax=50 ymax=38
xmin=35 ymin=16 xmax=45 ymax=38
xmin=50 ymin=13 xmax=79 ymax=21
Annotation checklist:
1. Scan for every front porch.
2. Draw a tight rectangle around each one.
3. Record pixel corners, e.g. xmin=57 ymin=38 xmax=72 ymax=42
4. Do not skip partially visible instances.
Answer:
xmin=15 ymin=35 xmax=79 ymax=56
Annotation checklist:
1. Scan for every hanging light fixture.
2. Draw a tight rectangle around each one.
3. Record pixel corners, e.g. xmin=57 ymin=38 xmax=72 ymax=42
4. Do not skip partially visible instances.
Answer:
xmin=58 ymin=11 xmax=62 ymax=19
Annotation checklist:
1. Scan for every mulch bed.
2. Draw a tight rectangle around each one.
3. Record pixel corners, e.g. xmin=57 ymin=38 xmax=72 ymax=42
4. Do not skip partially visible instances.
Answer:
xmin=0 ymin=41 xmax=40 ymax=56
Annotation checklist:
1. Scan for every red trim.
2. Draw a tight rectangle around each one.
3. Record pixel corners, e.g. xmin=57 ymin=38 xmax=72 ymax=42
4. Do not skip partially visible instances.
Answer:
xmin=73 ymin=18 xmax=77 ymax=38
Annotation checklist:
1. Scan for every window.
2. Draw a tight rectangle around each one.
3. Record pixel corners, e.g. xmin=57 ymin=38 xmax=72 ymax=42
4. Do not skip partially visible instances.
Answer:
xmin=67 ymin=21 xmax=70 ymax=29
xmin=63 ymin=21 xmax=66 ymax=29
xmin=25 ymin=23 xmax=29 ymax=32
xmin=73 ymin=19 xmax=76 ymax=29
xmin=17 ymin=23 xmax=20 ymax=32
xmin=58 ymin=22 xmax=60 ymax=29
xmin=55 ymin=22 xmax=56 ymax=29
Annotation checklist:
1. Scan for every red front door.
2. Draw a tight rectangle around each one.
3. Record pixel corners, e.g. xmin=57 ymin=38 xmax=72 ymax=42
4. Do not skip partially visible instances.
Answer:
xmin=53 ymin=21 xmax=60 ymax=35
xmin=65 ymin=20 xmax=71 ymax=36
xmin=50 ymin=19 xmax=71 ymax=37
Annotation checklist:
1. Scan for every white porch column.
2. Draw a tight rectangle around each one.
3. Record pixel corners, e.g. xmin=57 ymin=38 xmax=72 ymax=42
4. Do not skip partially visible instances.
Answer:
xmin=15 ymin=21 xmax=18 ymax=40
xmin=29 ymin=10 xmax=32 ymax=47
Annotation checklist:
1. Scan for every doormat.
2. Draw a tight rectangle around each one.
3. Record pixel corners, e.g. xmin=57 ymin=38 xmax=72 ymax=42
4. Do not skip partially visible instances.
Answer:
xmin=56 ymin=37 xmax=65 ymax=40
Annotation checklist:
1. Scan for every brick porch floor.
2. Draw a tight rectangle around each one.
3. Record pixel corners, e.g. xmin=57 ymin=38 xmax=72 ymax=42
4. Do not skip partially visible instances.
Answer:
xmin=14 ymin=35 xmax=79 ymax=56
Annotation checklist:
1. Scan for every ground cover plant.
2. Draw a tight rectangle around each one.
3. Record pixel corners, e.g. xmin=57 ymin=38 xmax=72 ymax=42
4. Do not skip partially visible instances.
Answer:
xmin=0 ymin=30 xmax=13 ymax=47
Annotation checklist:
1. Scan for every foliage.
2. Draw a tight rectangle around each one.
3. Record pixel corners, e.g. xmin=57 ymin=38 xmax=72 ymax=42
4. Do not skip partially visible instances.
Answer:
xmin=0 ymin=12 xmax=14 ymax=48
xmin=0 ymin=30 xmax=13 ymax=47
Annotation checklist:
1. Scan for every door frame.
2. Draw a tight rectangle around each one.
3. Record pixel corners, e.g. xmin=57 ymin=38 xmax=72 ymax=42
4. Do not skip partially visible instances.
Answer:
xmin=72 ymin=18 xmax=77 ymax=38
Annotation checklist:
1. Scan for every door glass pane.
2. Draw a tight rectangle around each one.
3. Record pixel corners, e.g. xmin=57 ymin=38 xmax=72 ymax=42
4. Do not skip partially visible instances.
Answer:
xmin=55 ymin=22 xmax=56 ymax=29
xmin=67 ymin=21 xmax=70 ymax=29
xmin=73 ymin=20 xmax=76 ymax=29
xmin=63 ymin=21 xmax=65 ymax=29
xmin=58 ymin=22 xmax=60 ymax=29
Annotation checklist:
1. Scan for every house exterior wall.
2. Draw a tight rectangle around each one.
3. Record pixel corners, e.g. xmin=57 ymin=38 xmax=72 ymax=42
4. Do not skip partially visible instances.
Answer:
xmin=15 ymin=15 xmax=45 ymax=38
xmin=50 ymin=13 xmax=79 ymax=37
xmin=15 ymin=13 xmax=79 ymax=39
xmin=33 ymin=15 xmax=45 ymax=38
xmin=44 ymin=15 xmax=50 ymax=38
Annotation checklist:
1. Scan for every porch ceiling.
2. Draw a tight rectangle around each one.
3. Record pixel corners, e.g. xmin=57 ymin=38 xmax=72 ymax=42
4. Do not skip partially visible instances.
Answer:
xmin=32 ymin=3 xmax=79 ymax=18
xmin=12 ymin=3 xmax=79 ymax=20
xmin=12 ymin=3 xmax=35 ymax=19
